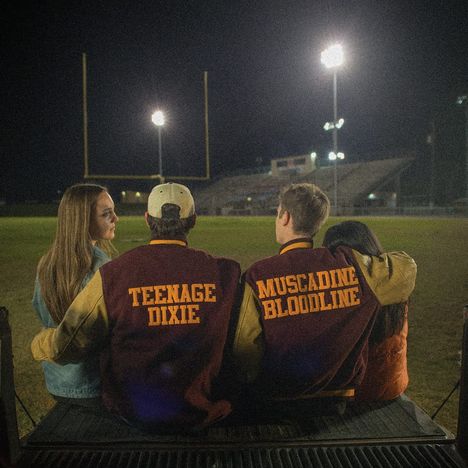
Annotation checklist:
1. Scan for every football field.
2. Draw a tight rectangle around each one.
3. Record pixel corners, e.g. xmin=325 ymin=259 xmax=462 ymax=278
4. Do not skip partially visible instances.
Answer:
xmin=1 ymin=214 xmax=467 ymax=437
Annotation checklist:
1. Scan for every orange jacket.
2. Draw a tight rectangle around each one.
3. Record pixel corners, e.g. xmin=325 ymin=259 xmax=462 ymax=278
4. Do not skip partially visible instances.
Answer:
xmin=356 ymin=306 xmax=408 ymax=401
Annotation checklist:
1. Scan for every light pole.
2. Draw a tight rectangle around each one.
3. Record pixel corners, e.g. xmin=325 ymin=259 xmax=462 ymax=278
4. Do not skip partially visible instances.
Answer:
xmin=456 ymin=95 xmax=468 ymax=200
xmin=321 ymin=44 xmax=344 ymax=214
xmin=427 ymin=121 xmax=436 ymax=209
xmin=151 ymin=110 xmax=165 ymax=180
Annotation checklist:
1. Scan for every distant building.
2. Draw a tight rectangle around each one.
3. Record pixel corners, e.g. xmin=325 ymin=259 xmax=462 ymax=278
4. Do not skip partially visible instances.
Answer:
xmin=120 ymin=190 xmax=149 ymax=204
xmin=366 ymin=191 xmax=398 ymax=208
xmin=270 ymin=153 xmax=317 ymax=177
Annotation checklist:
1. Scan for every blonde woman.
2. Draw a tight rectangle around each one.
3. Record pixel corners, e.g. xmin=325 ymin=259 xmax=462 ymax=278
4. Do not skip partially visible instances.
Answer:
xmin=33 ymin=183 xmax=118 ymax=405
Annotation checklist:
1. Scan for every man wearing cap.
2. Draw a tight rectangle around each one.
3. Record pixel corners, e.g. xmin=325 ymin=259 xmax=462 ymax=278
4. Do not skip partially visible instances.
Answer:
xmin=32 ymin=183 xmax=241 ymax=431
xmin=232 ymin=183 xmax=416 ymax=414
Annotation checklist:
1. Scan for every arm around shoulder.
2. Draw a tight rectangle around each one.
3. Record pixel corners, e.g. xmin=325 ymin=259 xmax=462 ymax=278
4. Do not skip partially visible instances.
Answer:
xmin=352 ymin=250 xmax=417 ymax=306
xmin=31 ymin=270 xmax=110 ymax=364
xmin=232 ymin=282 xmax=264 ymax=383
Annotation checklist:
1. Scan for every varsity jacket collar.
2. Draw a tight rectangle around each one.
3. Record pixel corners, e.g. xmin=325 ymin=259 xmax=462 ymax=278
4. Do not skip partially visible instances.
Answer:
xmin=149 ymin=239 xmax=188 ymax=247
xmin=279 ymin=237 xmax=313 ymax=255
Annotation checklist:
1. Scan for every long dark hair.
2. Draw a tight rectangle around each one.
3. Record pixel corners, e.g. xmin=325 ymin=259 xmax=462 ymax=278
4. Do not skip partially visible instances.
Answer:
xmin=323 ymin=221 xmax=407 ymax=343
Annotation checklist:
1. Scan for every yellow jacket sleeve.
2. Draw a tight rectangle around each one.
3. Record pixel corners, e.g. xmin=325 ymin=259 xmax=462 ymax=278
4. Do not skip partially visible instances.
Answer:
xmin=31 ymin=270 xmax=109 ymax=364
xmin=232 ymin=282 xmax=264 ymax=383
xmin=352 ymin=250 xmax=417 ymax=305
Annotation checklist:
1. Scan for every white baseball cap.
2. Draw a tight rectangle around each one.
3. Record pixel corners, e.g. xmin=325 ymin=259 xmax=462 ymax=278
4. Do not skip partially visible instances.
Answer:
xmin=147 ymin=183 xmax=195 ymax=219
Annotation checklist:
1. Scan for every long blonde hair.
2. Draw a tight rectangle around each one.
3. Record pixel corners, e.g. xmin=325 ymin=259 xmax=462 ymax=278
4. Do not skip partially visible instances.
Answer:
xmin=37 ymin=183 xmax=116 ymax=324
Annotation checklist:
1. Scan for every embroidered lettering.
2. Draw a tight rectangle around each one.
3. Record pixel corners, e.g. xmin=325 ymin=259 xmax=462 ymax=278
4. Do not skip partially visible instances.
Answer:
xmin=128 ymin=283 xmax=216 ymax=327
xmin=256 ymin=267 xmax=362 ymax=321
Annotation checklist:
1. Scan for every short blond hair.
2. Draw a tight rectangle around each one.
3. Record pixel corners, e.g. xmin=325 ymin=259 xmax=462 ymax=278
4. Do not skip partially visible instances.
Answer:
xmin=279 ymin=183 xmax=330 ymax=237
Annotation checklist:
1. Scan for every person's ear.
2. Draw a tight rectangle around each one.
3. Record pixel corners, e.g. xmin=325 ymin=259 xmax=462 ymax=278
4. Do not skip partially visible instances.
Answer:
xmin=281 ymin=210 xmax=291 ymax=227
xmin=186 ymin=213 xmax=196 ymax=230
xmin=144 ymin=211 xmax=150 ymax=227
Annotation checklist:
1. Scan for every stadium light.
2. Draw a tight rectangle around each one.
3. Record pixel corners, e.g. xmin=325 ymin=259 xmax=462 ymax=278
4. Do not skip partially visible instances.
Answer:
xmin=320 ymin=44 xmax=344 ymax=69
xmin=151 ymin=110 xmax=165 ymax=179
xmin=151 ymin=110 xmax=165 ymax=126
xmin=328 ymin=152 xmax=345 ymax=161
xmin=310 ymin=152 xmax=317 ymax=160
xmin=323 ymin=118 xmax=345 ymax=131
xmin=321 ymin=43 xmax=345 ymax=215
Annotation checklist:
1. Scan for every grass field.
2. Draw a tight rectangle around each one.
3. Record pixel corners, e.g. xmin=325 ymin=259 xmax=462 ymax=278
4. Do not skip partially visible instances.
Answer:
xmin=1 ymin=214 xmax=467 ymax=438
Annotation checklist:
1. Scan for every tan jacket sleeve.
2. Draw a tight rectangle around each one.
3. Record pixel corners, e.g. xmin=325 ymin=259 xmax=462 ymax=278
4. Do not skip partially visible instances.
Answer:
xmin=352 ymin=250 xmax=417 ymax=305
xmin=232 ymin=282 xmax=264 ymax=383
xmin=31 ymin=270 xmax=109 ymax=364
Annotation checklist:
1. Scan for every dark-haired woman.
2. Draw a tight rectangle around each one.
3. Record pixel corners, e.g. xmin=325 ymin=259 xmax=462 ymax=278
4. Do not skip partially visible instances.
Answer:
xmin=323 ymin=220 xmax=409 ymax=400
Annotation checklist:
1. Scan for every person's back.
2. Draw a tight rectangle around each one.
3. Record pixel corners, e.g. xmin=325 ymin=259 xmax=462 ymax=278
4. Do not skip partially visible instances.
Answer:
xmin=233 ymin=184 xmax=416 ymax=406
xmin=356 ymin=306 xmax=408 ymax=400
xmin=323 ymin=220 xmax=410 ymax=401
xmin=32 ymin=183 xmax=241 ymax=431
xmin=99 ymin=241 xmax=240 ymax=428
xmin=239 ymin=243 xmax=413 ymax=398
xmin=33 ymin=245 xmax=108 ymax=400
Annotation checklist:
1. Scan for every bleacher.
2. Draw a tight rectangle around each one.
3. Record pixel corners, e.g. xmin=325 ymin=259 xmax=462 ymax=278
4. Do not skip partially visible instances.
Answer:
xmin=194 ymin=173 xmax=291 ymax=215
xmin=194 ymin=157 xmax=414 ymax=215
xmin=318 ymin=158 xmax=414 ymax=209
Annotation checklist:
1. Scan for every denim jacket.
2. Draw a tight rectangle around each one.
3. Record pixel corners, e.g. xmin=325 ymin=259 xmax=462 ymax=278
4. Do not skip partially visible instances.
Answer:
xmin=32 ymin=245 xmax=110 ymax=398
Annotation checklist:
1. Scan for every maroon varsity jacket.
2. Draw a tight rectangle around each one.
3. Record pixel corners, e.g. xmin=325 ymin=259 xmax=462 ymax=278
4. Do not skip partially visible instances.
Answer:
xmin=99 ymin=240 xmax=241 ymax=429
xmin=233 ymin=238 xmax=417 ymax=399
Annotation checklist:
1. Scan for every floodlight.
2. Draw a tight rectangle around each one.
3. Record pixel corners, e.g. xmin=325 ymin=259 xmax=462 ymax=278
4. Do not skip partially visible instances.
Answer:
xmin=310 ymin=152 xmax=317 ymax=159
xmin=320 ymin=44 xmax=344 ymax=69
xmin=324 ymin=122 xmax=333 ymax=131
xmin=337 ymin=152 xmax=345 ymax=159
xmin=328 ymin=152 xmax=337 ymax=161
xmin=336 ymin=118 xmax=345 ymax=129
xmin=151 ymin=110 xmax=165 ymax=126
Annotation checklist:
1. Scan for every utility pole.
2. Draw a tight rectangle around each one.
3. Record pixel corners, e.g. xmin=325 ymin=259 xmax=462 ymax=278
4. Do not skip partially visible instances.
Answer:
xmin=429 ymin=120 xmax=436 ymax=209
xmin=456 ymin=95 xmax=468 ymax=200
xmin=82 ymin=53 xmax=89 ymax=178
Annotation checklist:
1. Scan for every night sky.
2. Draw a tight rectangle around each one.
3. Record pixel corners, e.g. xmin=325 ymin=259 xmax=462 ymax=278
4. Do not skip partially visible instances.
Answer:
xmin=3 ymin=1 xmax=467 ymax=203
